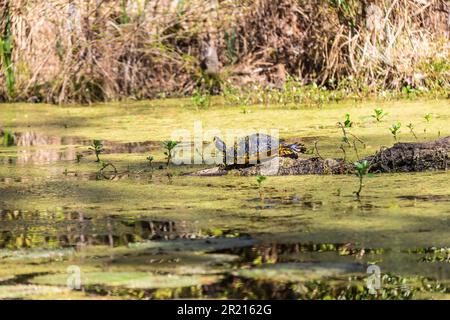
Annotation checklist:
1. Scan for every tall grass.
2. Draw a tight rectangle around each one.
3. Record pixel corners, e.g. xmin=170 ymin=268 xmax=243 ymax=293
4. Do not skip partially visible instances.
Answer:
xmin=0 ymin=1 xmax=14 ymax=99
xmin=0 ymin=0 xmax=448 ymax=104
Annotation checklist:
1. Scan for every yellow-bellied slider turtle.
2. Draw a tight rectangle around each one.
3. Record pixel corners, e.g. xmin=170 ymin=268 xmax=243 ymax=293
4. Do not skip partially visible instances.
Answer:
xmin=213 ymin=133 xmax=305 ymax=165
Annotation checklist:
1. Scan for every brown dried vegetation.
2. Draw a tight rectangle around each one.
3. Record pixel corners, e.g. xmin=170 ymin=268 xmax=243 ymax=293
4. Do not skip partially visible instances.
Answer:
xmin=0 ymin=0 xmax=448 ymax=104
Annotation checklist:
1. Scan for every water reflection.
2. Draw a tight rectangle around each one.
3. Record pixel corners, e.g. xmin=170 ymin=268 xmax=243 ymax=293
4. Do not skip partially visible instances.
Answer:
xmin=0 ymin=131 xmax=157 ymax=165
xmin=83 ymin=273 xmax=432 ymax=300
xmin=250 ymin=193 xmax=323 ymax=210
xmin=397 ymin=195 xmax=450 ymax=202
xmin=0 ymin=209 xmax=184 ymax=249
xmin=215 ymin=242 xmax=382 ymax=264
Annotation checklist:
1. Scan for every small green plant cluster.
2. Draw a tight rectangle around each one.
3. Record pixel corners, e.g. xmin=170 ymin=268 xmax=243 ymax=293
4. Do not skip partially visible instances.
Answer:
xmin=75 ymin=153 xmax=83 ymax=163
xmin=344 ymin=113 xmax=353 ymax=128
xmin=89 ymin=140 xmax=104 ymax=162
xmin=84 ymin=140 xmax=119 ymax=179
xmin=406 ymin=123 xmax=417 ymax=139
xmin=192 ymin=89 xmax=211 ymax=109
xmin=146 ymin=155 xmax=154 ymax=167
xmin=353 ymin=160 xmax=370 ymax=198
xmin=410 ymin=247 xmax=450 ymax=263
xmin=401 ymin=85 xmax=426 ymax=100
xmin=256 ymin=175 xmax=267 ymax=200
xmin=371 ymin=108 xmax=388 ymax=122
xmin=337 ymin=114 xmax=365 ymax=149
xmin=219 ymin=73 xmax=447 ymax=109
xmin=389 ymin=122 xmax=401 ymax=141
xmin=163 ymin=140 xmax=178 ymax=167
xmin=222 ymin=79 xmax=348 ymax=108
xmin=2 ymin=130 xmax=15 ymax=147
xmin=417 ymin=57 xmax=450 ymax=96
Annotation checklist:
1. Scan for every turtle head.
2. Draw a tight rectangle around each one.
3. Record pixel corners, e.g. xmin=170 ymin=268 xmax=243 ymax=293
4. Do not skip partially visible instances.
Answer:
xmin=213 ymin=136 xmax=227 ymax=151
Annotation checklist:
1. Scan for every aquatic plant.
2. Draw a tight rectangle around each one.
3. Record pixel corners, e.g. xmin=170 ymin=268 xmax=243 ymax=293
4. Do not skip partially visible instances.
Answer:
xmin=344 ymin=114 xmax=353 ymax=128
xmin=389 ymin=123 xmax=401 ymax=141
xmin=337 ymin=121 xmax=365 ymax=152
xmin=402 ymin=85 xmax=420 ymax=99
xmin=166 ymin=171 xmax=174 ymax=184
xmin=2 ymin=130 xmax=15 ymax=147
xmin=353 ymin=160 xmax=370 ymax=198
xmin=256 ymin=175 xmax=267 ymax=186
xmin=413 ymin=247 xmax=450 ymax=263
xmin=75 ymin=153 xmax=83 ymax=163
xmin=371 ymin=108 xmax=388 ymax=122
xmin=256 ymin=175 xmax=267 ymax=199
xmin=423 ymin=113 xmax=433 ymax=134
xmin=406 ymin=123 xmax=418 ymax=140
xmin=191 ymin=89 xmax=211 ymax=109
xmin=222 ymin=82 xmax=251 ymax=106
xmin=146 ymin=155 xmax=154 ymax=167
xmin=89 ymin=140 xmax=104 ymax=162
xmin=163 ymin=141 xmax=178 ymax=167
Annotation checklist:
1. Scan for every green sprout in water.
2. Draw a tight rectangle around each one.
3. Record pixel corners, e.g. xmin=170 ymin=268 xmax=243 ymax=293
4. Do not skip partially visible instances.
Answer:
xmin=406 ymin=123 xmax=418 ymax=140
xmin=75 ymin=153 xmax=84 ymax=163
xmin=192 ymin=89 xmax=211 ymax=109
xmin=89 ymin=140 xmax=104 ymax=162
xmin=2 ymin=130 xmax=15 ymax=147
xmin=256 ymin=175 xmax=267 ymax=200
xmin=344 ymin=113 xmax=353 ymax=128
xmin=389 ymin=123 xmax=401 ymax=141
xmin=371 ymin=108 xmax=388 ymax=122
xmin=146 ymin=155 xmax=154 ymax=167
xmin=423 ymin=113 xmax=432 ymax=134
xmin=354 ymin=160 xmax=370 ymax=198
xmin=163 ymin=141 xmax=178 ymax=167
xmin=256 ymin=175 xmax=267 ymax=186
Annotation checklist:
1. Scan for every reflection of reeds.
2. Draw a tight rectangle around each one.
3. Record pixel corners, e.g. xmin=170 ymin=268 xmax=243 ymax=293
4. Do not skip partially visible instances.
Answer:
xmin=0 ymin=0 xmax=448 ymax=104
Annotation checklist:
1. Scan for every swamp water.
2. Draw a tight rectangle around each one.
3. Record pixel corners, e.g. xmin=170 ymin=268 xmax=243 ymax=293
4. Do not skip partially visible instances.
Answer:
xmin=0 ymin=99 xmax=448 ymax=299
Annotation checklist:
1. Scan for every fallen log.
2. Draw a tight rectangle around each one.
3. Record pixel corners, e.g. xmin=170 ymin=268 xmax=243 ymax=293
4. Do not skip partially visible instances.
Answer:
xmin=189 ymin=137 xmax=449 ymax=176
xmin=365 ymin=136 xmax=449 ymax=173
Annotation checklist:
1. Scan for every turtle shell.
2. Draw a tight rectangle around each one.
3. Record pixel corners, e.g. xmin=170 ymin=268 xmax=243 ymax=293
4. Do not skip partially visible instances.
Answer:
xmin=233 ymin=133 xmax=280 ymax=160
xmin=237 ymin=133 xmax=279 ymax=156
xmin=215 ymin=133 xmax=302 ymax=165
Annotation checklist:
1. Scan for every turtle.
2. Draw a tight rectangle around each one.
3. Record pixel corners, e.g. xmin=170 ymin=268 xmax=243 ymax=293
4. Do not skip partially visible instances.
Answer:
xmin=213 ymin=133 xmax=306 ymax=165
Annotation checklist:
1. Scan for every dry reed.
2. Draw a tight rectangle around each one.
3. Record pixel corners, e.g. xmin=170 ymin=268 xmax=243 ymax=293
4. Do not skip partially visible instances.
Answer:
xmin=0 ymin=0 xmax=448 ymax=104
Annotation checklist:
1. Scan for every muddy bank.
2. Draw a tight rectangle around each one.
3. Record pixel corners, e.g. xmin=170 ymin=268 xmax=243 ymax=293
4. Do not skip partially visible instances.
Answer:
xmin=191 ymin=137 xmax=450 ymax=176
